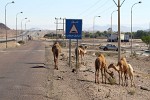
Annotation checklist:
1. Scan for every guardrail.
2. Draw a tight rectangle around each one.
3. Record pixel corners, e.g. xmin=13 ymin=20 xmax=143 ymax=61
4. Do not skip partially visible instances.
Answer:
xmin=0 ymin=39 xmax=15 ymax=43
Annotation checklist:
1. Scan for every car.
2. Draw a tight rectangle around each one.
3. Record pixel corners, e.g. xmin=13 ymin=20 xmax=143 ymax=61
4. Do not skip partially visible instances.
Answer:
xmin=99 ymin=44 xmax=118 ymax=51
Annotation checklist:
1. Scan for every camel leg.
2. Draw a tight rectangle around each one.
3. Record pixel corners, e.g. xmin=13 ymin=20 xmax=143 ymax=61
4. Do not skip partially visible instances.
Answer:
xmin=55 ymin=58 xmax=58 ymax=70
xmin=104 ymin=68 xmax=107 ymax=84
xmin=130 ymin=75 xmax=132 ymax=87
xmin=53 ymin=53 xmax=57 ymax=69
xmin=118 ymin=72 xmax=121 ymax=85
xmin=54 ymin=54 xmax=58 ymax=70
xmin=55 ymin=52 xmax=59 ymax=70
xmin=53 ymin=56 xmax=56 ymax=69
xmin=124 ymin=73 xmax=128 ymax=86
xmin=95 ymin=71 xmax=97 ymax=83
xmin=121 ymin=72 xmax=124 ymax=86
xmin=130 ymin=75 xmax=135 ymax=87
xmin=95 ymin=70 xmax=99 ymax=84
xmin=81 ymin=55 xmax=82 ymax=63
xmin=126 ymin=73 xmax=128 ymax=86
xmin=101 ymin=68 xmax=104 ymax=83
xmin=97 ymin=70 xmax=100 ymax=84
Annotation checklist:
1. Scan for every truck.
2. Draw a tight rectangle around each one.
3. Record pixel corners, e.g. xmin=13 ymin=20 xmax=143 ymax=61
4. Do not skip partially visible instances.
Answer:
xmin=107 ymin=34 xmax=118 ymax=42
xmin=107 ymin=33 xmax=129 ymax=42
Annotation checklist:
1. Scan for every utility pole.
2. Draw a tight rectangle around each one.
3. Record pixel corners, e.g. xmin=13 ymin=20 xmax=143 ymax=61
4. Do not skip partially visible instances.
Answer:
xmin=149 ymin=22 xmax=150 ymax=58
xmin=112 ymin=0 xmax=126 ymax=61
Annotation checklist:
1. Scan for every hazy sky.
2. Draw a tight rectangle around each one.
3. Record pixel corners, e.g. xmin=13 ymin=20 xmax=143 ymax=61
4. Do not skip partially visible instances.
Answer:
xmin=0 ymin=0 xmax=150 ymax=30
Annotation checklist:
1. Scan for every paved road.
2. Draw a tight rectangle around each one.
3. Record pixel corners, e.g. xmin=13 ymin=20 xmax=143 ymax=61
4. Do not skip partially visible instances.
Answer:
xmin=0 ymin=40 xmax=52 ymax=100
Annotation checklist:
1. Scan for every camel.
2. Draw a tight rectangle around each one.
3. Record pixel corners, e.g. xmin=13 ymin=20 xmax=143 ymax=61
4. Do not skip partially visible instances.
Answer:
xmin=95 ymin=54 xmax=114 ymax=84
xmin=127 ymin=64 xmax=135 ymax=87
xmin=108 ymin=58 xmax=134 ymax=86
xmin=111 ymin=57 xmax=128 ymax=85
xmin=75 ymin=45 xmax=87 ymax=64
xmin=52 ymin=42 xmax=61 ymax=70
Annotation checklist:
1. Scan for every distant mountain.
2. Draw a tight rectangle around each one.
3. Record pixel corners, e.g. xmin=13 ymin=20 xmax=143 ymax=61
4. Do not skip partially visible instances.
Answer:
xmin=0 ymin=23 xmax=10 ymax=30
xmin=84 ymin=25 xmax=145 ymax=32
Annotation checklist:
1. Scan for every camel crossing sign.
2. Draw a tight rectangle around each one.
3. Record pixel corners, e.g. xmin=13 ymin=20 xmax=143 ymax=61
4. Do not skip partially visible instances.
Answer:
xmin=65 ymin=19 xmax=82 ymax=39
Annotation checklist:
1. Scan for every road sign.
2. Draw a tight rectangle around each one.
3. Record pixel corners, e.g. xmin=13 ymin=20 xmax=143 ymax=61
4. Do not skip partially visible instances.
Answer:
xmin=65 ymin=19 xmax=82 ymax=39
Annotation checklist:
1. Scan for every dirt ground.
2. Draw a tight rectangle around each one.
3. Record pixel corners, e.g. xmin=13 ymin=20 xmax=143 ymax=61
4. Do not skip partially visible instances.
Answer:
xmin=1 ymin=39 xmax=149 ymax=100
xmin=46 ymin=39 xmax=150 ymax=100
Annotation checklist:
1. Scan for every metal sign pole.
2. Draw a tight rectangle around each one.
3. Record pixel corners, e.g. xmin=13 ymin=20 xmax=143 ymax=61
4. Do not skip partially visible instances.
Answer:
xmin=65 ymin=19 xmax=82 ymax=72
xmin=76 ymin=39 xmax=79 ymax=72
xmin=149 ymin=22 xmax=150 ymax=58
xmin=69 ymin=39 xmax=71 ymax=67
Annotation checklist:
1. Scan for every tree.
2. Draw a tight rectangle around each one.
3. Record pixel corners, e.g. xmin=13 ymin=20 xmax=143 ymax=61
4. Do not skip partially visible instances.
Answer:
xmin=135 ymin=30 xmax=147 ymax=39
xmin=141 ymin=35 xmax=150 ymax=50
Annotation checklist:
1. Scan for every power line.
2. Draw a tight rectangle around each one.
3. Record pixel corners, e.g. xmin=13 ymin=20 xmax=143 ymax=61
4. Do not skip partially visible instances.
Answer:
xmin=96 ymin=4 xmax=116 ymax=15
xmin=83 ymin=0 xmax=111 ymax=18
xmin=77 ymin=0 xmax=102 ymax=17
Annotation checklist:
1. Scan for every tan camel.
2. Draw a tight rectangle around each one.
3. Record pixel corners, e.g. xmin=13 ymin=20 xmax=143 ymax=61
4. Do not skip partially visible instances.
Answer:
xmin=95 ymin=54 xmax=114 ymax=84
xmin=127 ymin=64 xmax=135 ymax=86
xmin=52 ymin=42 xmax=61 ymax=70
xmin=108 ymin=57 xmax=131 ymax=86
xmin=75 ymin=45 xmax=87 ymax=63
xmin=108 ymin=63 xmax=135 ymax=86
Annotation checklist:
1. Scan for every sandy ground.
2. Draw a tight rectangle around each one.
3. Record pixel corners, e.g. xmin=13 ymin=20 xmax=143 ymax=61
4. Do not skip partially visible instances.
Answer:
xmin=0 ymin=41 xmax=19 ymax=49
xmin=45 ymin=40 xmax=150 ymax=100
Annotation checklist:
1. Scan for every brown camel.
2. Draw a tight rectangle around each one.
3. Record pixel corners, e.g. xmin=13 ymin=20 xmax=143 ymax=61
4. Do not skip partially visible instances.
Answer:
xmin=108 ymin=63 xmax=135 ymax=86
xmin=52 ymin=42 xmax=61 ymax=70
xmin=75 ymin=45 xmax=87 ymax=63
xmin=108 ymin=57 xmax=129 ymax=86
xmin=95 ymin=54 xmax=114 ymax=84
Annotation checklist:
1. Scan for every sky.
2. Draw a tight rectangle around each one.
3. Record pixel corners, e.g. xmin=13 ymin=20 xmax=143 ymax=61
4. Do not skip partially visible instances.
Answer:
xmin=0 ymin=0 xmax=150 ymax=31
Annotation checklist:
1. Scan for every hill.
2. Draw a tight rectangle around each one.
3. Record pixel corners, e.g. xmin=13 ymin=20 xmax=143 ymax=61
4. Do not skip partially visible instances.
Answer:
xmin=0 ymin=23 xmax=10 ymax=30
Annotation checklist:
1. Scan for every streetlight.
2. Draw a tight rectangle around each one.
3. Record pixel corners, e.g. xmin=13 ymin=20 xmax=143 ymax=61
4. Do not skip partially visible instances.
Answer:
xmin=111 ymin=10 xmax=117 ymax=42
xmin=16 ymin=11 xmax=23 ymax=43
xmin=25 ymin=20 xmax=30 ymax=30
xmin=25 ymin=20 xmax=30 ymax=41
xmin=21 ymin=17 xmax=27 ymax=41
xmin=131 ymin=1 xmax=142 ymax=56
xmin=93 ymin=16 xmax=100 ymax=46
xmin=5 ymin=1 xmax=14 ymax=48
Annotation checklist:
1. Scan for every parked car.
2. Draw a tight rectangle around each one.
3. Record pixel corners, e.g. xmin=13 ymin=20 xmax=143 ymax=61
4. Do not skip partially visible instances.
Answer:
xmin=99 ymin=44 xmax=118 ymax=51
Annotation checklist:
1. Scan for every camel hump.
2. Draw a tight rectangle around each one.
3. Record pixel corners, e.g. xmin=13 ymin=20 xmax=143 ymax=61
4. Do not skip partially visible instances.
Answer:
xmin=98 ymin=53 xmax=104 ymax=58
xmin=121 ymin=57 xmax=127 ymax=62
xmin=52 ymin=42 xmax=62 ymax=53
xmin=128 ymin=64 xmax=133 ymax=71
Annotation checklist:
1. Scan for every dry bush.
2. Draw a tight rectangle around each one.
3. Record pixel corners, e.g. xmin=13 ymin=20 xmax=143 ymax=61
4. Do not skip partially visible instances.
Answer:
xmin=108 ymin=77 xmax=116 ymax=85
xmin=127 ymin=89 xmax=136 ymax=95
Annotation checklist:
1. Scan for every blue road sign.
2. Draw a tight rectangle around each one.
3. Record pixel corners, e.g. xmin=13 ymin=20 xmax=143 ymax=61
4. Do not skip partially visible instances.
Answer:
xmin=65 ymin=19 xmax=82 ymax=39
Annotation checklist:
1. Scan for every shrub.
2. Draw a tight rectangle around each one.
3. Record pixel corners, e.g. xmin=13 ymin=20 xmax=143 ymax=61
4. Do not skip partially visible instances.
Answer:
xmin=18 ymin=40 xmax=25 ymax=44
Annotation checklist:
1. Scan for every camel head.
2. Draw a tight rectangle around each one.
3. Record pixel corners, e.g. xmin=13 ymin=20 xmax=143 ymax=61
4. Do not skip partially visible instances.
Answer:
xmin=79 ymin=45 xmax=87 ymax=50
xmin=108 ymin=63 xmax=115 ymax=69
xmin=78 ymin=45 xmax=87 ymax=54
xmin=107 ymin=70 xmax=114 ymax=78
xmin=108 ymin=63 xmax=120 ymax=72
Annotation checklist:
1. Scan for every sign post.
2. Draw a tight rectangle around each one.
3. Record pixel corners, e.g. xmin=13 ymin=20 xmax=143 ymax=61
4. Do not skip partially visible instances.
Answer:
xmin=65 ymin=19 xmax=82 ymax=71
